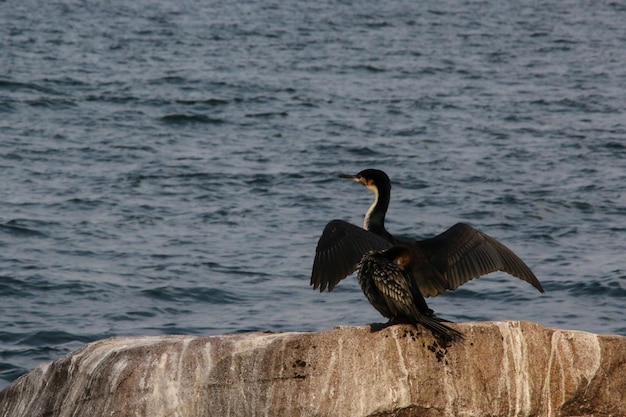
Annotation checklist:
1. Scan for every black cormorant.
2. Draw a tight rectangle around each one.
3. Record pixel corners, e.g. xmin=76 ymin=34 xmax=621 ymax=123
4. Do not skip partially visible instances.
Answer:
xmin=311 ymin=169 xmax=544 ymax=339
xmin=357 ymin=245 xmax=464 ymax=341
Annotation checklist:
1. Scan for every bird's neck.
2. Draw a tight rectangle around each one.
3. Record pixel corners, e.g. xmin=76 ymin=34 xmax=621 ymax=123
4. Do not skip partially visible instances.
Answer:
xmin=363 ymin=185 xmax=393 ymax=241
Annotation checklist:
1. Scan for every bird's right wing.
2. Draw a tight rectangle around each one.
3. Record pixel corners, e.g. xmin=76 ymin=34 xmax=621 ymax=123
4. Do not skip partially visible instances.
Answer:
xmin=311 ymin=219 xmax=392 ymax=292
xmin=414 ymin=223 xmax=544 ymax=296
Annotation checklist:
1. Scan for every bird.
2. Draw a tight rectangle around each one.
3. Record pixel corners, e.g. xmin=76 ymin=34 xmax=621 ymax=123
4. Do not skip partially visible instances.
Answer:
xmin=357 ymin=245 xmax=464 ymax=341
xmin=310 ymin=169 xmax=544 ymax=338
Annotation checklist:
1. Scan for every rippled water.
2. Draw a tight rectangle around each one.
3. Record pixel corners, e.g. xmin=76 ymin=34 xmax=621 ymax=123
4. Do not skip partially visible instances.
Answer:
xmin=1 ymin=0 xmax=625 ymax=389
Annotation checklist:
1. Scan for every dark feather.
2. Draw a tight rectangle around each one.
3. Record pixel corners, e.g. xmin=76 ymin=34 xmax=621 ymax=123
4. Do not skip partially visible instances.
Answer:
xmin=309 ymin=169 xmax=542 ymax=341
xmin=357 ymin=248 xmax=464 ymax=342
xmin=311 ymin=220 xmax=392 ymax=292
xmin=413 ymin=223 xmax=544 ymax=297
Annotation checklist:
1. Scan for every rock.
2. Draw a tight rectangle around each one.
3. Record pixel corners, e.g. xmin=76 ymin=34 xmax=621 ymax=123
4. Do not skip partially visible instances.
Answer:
xmin=0 ymin=321 xmax=625 ymax=417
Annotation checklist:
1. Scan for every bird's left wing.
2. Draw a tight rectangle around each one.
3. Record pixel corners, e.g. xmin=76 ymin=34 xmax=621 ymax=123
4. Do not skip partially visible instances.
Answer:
xmin=311 ymin=219 xmax=392 ymax=292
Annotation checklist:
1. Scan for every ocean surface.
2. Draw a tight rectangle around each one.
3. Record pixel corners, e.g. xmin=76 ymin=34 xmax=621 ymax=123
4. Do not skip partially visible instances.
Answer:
xmin=1 ymin=0 xmax=625 ymax=389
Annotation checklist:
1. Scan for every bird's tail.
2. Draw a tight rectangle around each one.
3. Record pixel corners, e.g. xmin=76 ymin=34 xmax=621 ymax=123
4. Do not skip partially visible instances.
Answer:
xmin=418 ymin=315 xmax=464 ymax=342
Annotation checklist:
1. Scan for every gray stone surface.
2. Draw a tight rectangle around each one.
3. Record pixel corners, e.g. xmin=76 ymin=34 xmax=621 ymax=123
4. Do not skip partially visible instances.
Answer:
xmin=1 ymin=321 xmax=625 ymax=417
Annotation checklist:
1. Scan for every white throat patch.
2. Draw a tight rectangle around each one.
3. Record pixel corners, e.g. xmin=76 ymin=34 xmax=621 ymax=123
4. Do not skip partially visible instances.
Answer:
xmin=363 ymin=185 xmax=379 ymax=230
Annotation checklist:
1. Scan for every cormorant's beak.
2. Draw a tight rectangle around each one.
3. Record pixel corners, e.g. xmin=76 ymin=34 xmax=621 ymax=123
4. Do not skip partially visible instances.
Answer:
xmin=339 ymin=173 xmax=361 ymax=183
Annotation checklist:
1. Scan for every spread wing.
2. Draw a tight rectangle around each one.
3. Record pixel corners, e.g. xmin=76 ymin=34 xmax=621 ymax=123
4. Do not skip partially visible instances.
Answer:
xmin=311 ymin=220 xmax=392 ymax=292
xmin=413 ymin=223 xmax=544 ymax=297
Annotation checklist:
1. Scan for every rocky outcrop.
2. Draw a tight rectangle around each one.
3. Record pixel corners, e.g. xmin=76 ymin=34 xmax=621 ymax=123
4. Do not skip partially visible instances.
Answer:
xmin=1 ymin=321 xmax=625 ymax=417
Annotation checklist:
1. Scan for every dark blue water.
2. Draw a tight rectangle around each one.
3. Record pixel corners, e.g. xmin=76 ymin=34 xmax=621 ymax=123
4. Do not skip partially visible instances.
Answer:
xmin=1 ymin=0 xmax=625 ymax=389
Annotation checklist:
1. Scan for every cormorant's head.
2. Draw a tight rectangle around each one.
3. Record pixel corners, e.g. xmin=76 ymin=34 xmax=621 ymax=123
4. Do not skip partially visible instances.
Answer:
xmin=340 ymin=169 xmax=393 ymax=235
xmin=339 ymin=169 xmax=391 ymax=193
